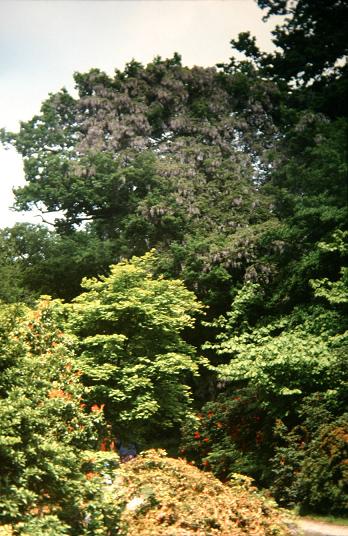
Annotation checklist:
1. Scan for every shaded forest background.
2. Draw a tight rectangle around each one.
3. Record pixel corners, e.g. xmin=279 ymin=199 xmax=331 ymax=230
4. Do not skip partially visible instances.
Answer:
xmin=0 ymin=0 xmax=347 ymax=533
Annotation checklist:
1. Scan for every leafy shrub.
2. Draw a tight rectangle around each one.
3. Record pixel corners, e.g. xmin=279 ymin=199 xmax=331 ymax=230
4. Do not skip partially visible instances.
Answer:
xmin=180 ymin=388 xmax=275 ymax=484
xmin=271 ymin=393 xmax=348 ymax=516
xmin=0 ymin=299 xmax=121 ymax=535
xmin=296 ymin=415 xmax=348 ymax=515
xmin=114 ymin=449 xmax=290 ymax=536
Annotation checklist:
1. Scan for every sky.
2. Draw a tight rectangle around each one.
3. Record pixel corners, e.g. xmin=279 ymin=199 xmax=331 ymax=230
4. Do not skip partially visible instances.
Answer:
xmin=0 ymin=0 xmax=280 ymax=229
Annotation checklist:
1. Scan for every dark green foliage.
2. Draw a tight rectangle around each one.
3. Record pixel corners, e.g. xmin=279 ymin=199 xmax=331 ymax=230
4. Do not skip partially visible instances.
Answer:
xmin=180 ymin=388 xmax=273 ymax=484
xmin=230 ymin=0 xmax=348 ymax=117
xmin=2 ymin=57 xmax=282 ymax=309
xmin=250 ymin=114 xmax=347 ymax=312
xmin=271 ymin=395 xmax=348 ymax=516
xmin=258 ymin=0 xmax=348 ymax=84
xmin=182 ymin=231 xmax=348 ymax=509
xmin=0 ymin=223 xmax=118 ymax=302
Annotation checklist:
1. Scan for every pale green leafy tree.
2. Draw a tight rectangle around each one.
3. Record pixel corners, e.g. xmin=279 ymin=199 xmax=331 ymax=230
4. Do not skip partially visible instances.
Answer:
xmin=67 ymin=251 xmax=205 ymax=444
xmin=205 ymin=230 xmax=347 ymax=404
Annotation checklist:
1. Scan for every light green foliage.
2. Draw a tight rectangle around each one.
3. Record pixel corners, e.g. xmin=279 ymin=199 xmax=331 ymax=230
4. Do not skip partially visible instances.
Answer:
xmin=311 ymin=231 xmax=348 ymax=305
xmin=211 ymin=306 xmax=342 ymax=398
xmin=205 ymin=228 xmax=347 ymax=401
xmin=68 ymin=251 xmax=204 ymax=443
xmin=0 ymin=298 xmax=120 ymax=534
xmin=207 ymin=277 xmax=346 ymax=400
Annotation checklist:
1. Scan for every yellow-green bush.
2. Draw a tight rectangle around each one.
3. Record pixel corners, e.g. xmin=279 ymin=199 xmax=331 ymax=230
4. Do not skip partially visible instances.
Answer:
xmin=114 ymin=450 xmax=290 ymax=536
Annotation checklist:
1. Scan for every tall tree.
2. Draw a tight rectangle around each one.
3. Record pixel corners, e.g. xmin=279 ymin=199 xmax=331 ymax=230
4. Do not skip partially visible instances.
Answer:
xmin=2 ymin=57 xmax=281 ymax=308
xmin=67 ymin=251 xmax=204 ymax=446
xmin=229 ymin=0 xmax=348 ymax=117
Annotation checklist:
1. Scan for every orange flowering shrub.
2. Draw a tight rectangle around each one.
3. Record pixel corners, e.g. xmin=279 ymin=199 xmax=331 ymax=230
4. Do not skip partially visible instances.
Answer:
xmin=0 ymin=299 xmax=120 ymax=535
xmin=48 ymin=388 xmax=72 ymax=400
xmin=114 ymin=450 xmax=290 ymax=536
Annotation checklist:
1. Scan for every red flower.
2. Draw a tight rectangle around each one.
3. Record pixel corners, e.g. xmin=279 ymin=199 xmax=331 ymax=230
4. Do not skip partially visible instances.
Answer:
xmin=99 ymin=436 xmax=116 ymax=452
xmin=91 ymin=403 xmax=105 ymax=412
xmin=193 ymin=431 xmax=201 ymax=439
xmin=255 ymin=431 xmax=263 ymax=445
xmin=100 ymin=439 xmax=107 ymax=452
xmin=85 ymin=471 xmax=98 ymax=480
xmin=203 ymin=437 xmax=209 ymax=443
xmin=48 ymin=389 xmax=71 ymax=400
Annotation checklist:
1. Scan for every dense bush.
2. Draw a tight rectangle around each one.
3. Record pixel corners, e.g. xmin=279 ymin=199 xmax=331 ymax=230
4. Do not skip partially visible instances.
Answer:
xmin=114 ymin=449 xmax=290 ymax=536
xmin=180 ymin=232 xmax=348 ymax=513
xmin=180 ymin=388 xmax=273 ymax=484
xmin=0 ymin=0 xmax=346 ymax=519
xmin=0 ymin=299 xmax=121 ymax=535
xmin=271 ymin=394 xmax=348 ymax=516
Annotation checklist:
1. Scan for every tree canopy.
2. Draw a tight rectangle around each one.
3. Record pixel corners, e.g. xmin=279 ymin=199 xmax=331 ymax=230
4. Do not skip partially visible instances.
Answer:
xmin=2 ymin=56 xmax=282 ymax=309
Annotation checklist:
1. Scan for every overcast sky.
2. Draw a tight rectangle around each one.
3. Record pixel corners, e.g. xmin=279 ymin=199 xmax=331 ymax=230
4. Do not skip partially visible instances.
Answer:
xmin=0 ymin=0 xmax=280 ymax=229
